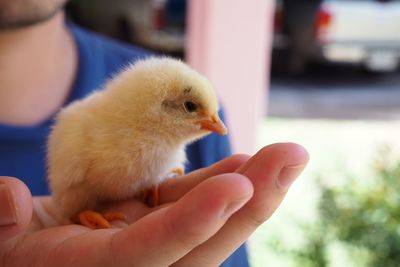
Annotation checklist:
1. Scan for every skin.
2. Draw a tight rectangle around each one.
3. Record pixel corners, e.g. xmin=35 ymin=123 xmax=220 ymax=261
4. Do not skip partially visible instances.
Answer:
xmin=0 ymin=1 xmax=310 ymax=266
xmin=0 ymin=2 xmax=76 ymax=126
xmin=0 ymin=0 xmax=67 ymax=29
xmin=0 ymin=143 xmax=309 ymax=267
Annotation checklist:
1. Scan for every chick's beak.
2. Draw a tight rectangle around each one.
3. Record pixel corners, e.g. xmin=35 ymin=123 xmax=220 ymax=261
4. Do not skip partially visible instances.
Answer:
xmin=199 ymin=114 xmax=228 ymax=135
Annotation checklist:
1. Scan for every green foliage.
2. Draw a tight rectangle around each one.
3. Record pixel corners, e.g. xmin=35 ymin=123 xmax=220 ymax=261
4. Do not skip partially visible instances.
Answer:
xmin=271 ymin=150 xmax=400 ymax=267
xmin=290 ymin=223 xmax=329 ymax=267
xmin=323 ymin=152 xmax=400 ymax=267
xmin=267 ymin=215 xmax=331 ymax=267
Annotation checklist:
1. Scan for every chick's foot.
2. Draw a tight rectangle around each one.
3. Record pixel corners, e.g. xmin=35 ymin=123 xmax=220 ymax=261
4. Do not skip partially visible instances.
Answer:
xmin=172 ymin=168 xmax=185 ymax=176
xmin=103 ymin=211 xmax=127 ymax=222
xmin=142 ymin=185 xmax=159 ymax=207
xmin=141 ymin=168 xmax=184 ymax=207
xmin=79 ymin=210 xmax=126 ymax=229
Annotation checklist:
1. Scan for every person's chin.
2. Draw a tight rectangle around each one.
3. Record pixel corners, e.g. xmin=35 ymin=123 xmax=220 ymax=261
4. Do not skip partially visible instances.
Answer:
xmin=0 ymin=2 xmax=66 ymax=31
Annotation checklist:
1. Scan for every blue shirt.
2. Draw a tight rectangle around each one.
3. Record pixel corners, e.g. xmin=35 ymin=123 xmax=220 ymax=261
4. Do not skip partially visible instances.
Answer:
xmin=0 ymin=23 xmax=249 ymax=267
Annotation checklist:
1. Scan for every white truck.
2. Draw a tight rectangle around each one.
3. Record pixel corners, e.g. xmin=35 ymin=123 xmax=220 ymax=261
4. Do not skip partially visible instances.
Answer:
xmin=274 ymin=0 xmax=400 ymax=72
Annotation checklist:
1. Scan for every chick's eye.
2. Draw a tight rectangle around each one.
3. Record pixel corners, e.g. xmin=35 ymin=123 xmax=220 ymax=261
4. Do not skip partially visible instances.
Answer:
xmin=183 ymin=101 xmax=198 ymax=113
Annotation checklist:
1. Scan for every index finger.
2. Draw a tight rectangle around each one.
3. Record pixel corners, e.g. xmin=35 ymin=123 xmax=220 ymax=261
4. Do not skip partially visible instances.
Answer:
xmin=158 ymin=154 xmax=251 ymax=204
xmin=173 ymin=143 xmax=309 ymax=267
xmin=95 ymin=154 xmax=250 ymax=225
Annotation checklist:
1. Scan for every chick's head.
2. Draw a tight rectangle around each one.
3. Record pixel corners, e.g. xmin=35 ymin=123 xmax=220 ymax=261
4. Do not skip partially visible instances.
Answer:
xmin=106 ymin=57 xmax=227 ymax=143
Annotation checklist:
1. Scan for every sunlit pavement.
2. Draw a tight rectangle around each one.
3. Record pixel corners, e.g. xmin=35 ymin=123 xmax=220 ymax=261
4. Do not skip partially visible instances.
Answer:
xmin=268 ymin=64 xmax=400 ymax=120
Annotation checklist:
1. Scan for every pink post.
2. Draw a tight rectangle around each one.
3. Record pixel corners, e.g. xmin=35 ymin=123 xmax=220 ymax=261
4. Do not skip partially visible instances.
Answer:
xmin=187 ymin=0 xmax=275 ymax=154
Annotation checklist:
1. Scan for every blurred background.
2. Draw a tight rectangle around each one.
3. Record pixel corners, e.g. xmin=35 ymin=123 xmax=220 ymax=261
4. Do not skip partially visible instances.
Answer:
xmin=66 ymin=0 xmax=400 ymax=266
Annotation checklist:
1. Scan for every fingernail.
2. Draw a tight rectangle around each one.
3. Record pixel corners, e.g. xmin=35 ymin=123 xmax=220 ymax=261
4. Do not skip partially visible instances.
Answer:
xmin=277 ymin=164 xmax=306 ymax=190
xmin=0 ymin=183 xmax=18 ymax=226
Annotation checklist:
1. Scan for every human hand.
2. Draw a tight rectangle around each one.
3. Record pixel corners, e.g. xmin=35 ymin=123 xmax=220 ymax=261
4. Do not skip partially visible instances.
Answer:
xmin=0 ymin=143 xmax=308 ymax=267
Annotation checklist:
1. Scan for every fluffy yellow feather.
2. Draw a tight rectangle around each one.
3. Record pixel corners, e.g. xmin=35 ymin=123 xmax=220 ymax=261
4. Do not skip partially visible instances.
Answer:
xmin=47 ymin=57 xmax=227 ymax=228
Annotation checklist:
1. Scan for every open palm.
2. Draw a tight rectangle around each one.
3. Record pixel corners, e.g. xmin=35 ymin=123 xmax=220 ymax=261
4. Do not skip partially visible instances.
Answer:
xmin=0 ymin=143 xmax=308 ymax=267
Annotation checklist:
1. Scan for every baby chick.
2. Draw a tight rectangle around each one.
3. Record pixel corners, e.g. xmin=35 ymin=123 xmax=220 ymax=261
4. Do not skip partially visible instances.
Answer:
xmin=47 ymin=57 xmax=227 ymax=229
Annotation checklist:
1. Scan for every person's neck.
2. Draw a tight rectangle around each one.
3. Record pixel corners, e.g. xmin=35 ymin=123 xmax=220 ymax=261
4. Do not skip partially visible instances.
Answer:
xmin=0 ymin=12 xmax=77 ymax=126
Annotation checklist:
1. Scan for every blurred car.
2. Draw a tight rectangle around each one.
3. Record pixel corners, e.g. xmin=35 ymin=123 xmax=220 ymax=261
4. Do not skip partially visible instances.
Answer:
xmin=67 ymin=0 xmax=186 ymax=54
xmin=274 ymin=0 xmax=400 ymax=72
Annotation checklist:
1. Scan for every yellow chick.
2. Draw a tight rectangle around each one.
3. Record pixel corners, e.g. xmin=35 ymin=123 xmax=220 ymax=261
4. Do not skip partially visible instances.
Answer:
xmin=47 ymin=57 xmax=227 ymax=229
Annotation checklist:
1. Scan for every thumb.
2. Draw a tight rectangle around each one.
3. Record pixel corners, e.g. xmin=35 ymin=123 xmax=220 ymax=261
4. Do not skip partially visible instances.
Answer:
xmin=0 ymin=176 xmax=33 ymax=242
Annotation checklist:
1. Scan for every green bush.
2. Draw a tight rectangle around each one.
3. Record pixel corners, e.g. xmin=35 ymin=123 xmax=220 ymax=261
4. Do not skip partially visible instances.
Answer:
xmin=273 ymin=150 xmax=400 ymax=267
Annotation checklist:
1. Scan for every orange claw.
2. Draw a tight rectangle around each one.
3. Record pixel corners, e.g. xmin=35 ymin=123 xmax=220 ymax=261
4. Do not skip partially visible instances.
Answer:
xmin=79 ymin=210 xmax=127 ymax=229
xmin=103 ymin=211 xmax=127 ymax=222
xmin=79 ymin=210 xmax=111 ymax=229
xmin=172 ymin=168 xmax=185 ymax=176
